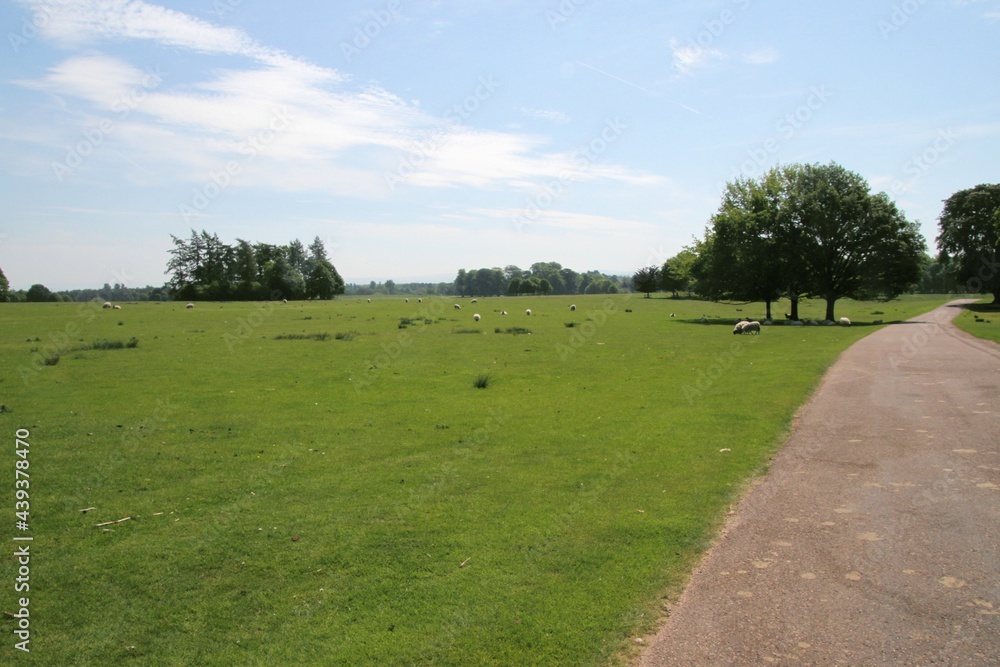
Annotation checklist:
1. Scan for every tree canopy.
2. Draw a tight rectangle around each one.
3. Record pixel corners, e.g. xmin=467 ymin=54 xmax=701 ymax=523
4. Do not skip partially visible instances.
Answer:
xmin=936 ymin=183 xmax=1000 ymax=303
xmin=165 ymin=230 xmax=344 ymax=301
xmin=0 ymin=266 xmax=9 ymax=302
xmin=692 ymin=162 xmax=925 ymax=320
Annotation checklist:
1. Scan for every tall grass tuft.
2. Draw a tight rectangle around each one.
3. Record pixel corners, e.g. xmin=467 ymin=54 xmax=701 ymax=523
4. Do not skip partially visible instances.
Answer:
xmin=473 ymin=373 xmax=491 ymax=389
xmin=274 ymin=332 xmax=330 ymax=341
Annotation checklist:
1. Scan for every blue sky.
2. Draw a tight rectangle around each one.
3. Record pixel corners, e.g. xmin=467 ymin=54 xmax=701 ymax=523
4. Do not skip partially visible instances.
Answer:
xmin=1 ymin=0 xmax=997 ymax=290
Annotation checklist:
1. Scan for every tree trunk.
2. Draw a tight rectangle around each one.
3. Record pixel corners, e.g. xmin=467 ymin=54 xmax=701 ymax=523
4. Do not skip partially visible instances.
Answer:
xmin=765 ymin=299 xmax=772 ymax=320
xmin=790 ymin=295 xmax=800 ymax=320
xmin=993 ymin=288 xmax=1000 ymax=305
xmin=825 ymin=299 xmax=836 ymax=322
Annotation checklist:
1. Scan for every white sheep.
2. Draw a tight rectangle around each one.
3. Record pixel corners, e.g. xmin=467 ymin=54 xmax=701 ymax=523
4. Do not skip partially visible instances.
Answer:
xmin=102 ymin=302 xmax=112 ymax=309
xmin=501 ymin=310 xmax=508 ymax=315
xmin=185 ymin=303 xmax=194 ymax=309
xmin=367 ymin=299 xmax=371 ymax=303
xmin=525 ymin=308 xmax=532 ymax=316
xmin=418 ymin=298 xmax=422 ymax=303
xmin=405 ymin=298 xmax=409 ymax=303
xmin=113 ymin=305 xmax=122 ymax=310
xmin=839 ymin=317 xmax=851 ymax=327
xmin=670 ymin=313 xmax=676 ymax=317
xmin=744 ymin=321 xmax=761 ymax=335
xmin=733 ymin=321 xmax=748 ymax=335
xmin=282 ymin=298 xmax=288 ymax=304
xmin=473 ymin=313 xmax=481 ymax=321
xmin=471 ymin=299 xmax=478 ymax=303
xmin=454 ymin=304 xmax=462 ymax=310
xmin=570 ymin=304 xmax=576 ymax=311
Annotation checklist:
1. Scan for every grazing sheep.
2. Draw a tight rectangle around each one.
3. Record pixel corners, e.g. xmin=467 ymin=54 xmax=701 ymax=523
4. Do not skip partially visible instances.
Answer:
xmin=839 ymin=317 xmax=851 ymax=327
xmin=102 ymin=302 xmax=112 ymax=309
xmin=282 ymin=298 xmax=288 ymax=304
xmin=185 ymin=303 xmax=194 ymax=309
xmin=471 ymin=299 xmax=478 ymax=303
xmin=570 ymin=304 xmax=576 ymax=311
xmin=735 ymin=321 xmax=761 ymax=335
xmin=670 ymin=313 xmax=676 ymax=317
xmin=501 ymin=310 xmax=508 ymax=315
xmin=733 ymin=321 xmax=748 ymax=335
xmin=367 ymin=299 xmax=371 ymax=303
xmin=418 ymin=298 xmax=422 ymax=303
xmin=454 ymin=304 xmax=462 ymax=310
xmin=405 ymin=298 xmax=409 ymax=303
xmin=525 ymin=309 xmax=532 ymax=316
xmin=113 ymin=305 xmax=122 ymax=310
xmin=473 ymin=313 xmax=481 ymax=321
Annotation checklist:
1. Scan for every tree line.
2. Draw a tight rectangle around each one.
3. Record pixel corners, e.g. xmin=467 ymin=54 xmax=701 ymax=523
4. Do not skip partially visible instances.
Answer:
xmin=454 ymin=262 xmax=625 ymax=297
xmin=634 ymin=164 xmax=999 ymax=319
xmin=164 ymin=230 xmax=345 ymax=301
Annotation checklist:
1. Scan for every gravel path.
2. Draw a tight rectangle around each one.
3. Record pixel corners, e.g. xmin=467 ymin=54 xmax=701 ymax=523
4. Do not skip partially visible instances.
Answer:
xmin=635 ymin=301 xmax=1000 ymax=666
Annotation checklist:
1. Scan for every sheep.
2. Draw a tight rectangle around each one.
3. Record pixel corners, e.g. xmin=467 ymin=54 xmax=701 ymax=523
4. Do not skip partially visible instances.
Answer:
xmin=501 ymin=310 xmax=508 ymax=315
xmin=471 ymin=299 xmax=478 ymax=303
xmin=102 ymin=302 xmax=112 ymax=309
xmin=367 ymin=299 xmax=371 ymax=303
xmin=282 ymin=298 xmax=288 ymax=304
xmin=112 ymin=305 xmax=122 ymax=310
xmin=405 ymin=298 xmax=409 ymax=303
xmin=839 ymin=317 xmax=851 ymax=327
xmin=733 ymin=321 xmax=748 ymax=335
xmin=570 ymin=304 xmax=576 ymax=311
xmin=473 ymin=313 xmax=481 ymax=322
xmin=418 ymin=298 xmax=422 ymax=303
xmin=735 ymin=321 xmax=761 ymax=335
xmin=670 ymin=313 xmax=676 ymax=317
xmin=525 ymin=309 xmax=532 ymax=316
xmin=185 ymin=303 xmax=194 ymax=309
xmin=454 ymin=304 xmax=462 ymax=310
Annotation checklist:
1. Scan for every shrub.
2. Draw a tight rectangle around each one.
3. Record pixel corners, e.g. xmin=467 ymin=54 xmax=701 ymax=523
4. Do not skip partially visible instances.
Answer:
xmin=473 ymin=373 xmax=491 ymax=389
xmin=43 ymin=352 xmax=60 ymax=366
xmin=274 ymin=333 xmax=330 ymax=341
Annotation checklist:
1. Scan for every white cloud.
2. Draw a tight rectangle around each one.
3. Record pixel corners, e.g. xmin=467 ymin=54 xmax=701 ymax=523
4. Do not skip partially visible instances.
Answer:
xmin=517 ymin=107 xmax=570 ymax=124
xmin=670 ymin=39 xmax=725 ymax=76
xmin=743 ymin=46 xmax=779 ymax=66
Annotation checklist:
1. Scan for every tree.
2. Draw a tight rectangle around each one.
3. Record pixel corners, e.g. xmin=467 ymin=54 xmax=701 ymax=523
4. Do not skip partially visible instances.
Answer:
xmin=0 ymin=266 xmax=9 ymax=302
xmin=26 ymin=283 xmax=56 ymax=302
xmin=632 ymin=266 xmax=660 ymax=297
xmin=937 ymin=183 xmax=1000 ymax=303
xmin=693 ymin=170 xmax=790 ymax=320
xmin=263 ymin=255 xmax=305 ymax=300
xmin=660 ymin=249 xmax=697 ymax=297
xmin=785 ymin=163 xmax=925 ymax=320
xmin=306 ymin=262 xmax=341 ymax=300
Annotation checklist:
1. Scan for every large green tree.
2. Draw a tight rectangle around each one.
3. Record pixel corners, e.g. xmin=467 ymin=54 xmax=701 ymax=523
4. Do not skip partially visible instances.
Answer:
xmin=696 ymin=163 xmax=926 ymax=321
xmin=0 ymin=266 xmax=9 ymax=302
xmin=936 ymin=183 xmax=1000 ymax=303
xmin=26 ymin=283 xmax=56 ymax=302
xmin=785 ymin=163 xmax=926 ymax=321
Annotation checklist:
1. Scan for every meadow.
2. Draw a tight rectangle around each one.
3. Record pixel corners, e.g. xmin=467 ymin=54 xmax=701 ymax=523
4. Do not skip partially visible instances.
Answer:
xmin=0 ymin=293 xmax=968 ymax=665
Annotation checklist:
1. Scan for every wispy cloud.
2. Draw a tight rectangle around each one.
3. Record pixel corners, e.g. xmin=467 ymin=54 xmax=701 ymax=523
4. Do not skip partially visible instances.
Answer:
xmin=743 ymin=46 xmax=779 ymax=66
xmin=670 ymin=39 xmax=725 ymax=76
xmin=12 ymin=0 xmax=662 ymax=197
xmin=517 ymin=106 xmax=570 ymax=124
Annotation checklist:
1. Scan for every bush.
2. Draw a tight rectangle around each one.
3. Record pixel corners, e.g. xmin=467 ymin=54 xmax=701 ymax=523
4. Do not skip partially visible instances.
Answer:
xmin=43 ymin=352 xmax=60 ymax=366
xmin=274 ymin=333 xmax=330 ymax=341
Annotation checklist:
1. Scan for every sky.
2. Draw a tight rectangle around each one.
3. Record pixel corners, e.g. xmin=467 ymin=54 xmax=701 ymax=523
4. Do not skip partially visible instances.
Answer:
xmin=0 ymin=0 xmax=998 ymax=291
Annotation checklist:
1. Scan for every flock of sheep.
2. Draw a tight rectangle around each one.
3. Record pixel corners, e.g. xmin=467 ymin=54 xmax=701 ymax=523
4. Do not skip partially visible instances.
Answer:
xmin=732 ymin=316 xmax=851 ymax=334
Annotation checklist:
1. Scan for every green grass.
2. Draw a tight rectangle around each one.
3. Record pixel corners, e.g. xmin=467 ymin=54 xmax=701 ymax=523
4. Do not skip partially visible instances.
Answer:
xmin=0 ymin=294 xmax=956 ymax=665
xmin=952 ymin=300 xmax=1000 ymax=344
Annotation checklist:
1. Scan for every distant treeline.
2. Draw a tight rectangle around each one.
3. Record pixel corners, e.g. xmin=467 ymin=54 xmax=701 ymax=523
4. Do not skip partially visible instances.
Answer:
xmin=454 ymin=262 xmax=626 ymax=297
xmin=164 ymin=230 xmax=345 ymax=301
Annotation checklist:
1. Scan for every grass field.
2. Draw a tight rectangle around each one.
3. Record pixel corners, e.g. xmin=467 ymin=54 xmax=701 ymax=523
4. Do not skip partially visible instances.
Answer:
xmin=0 ymin=294 xmax=962 ymax=665
xmin=952 ymin=300 xmax=1000 ymax=344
